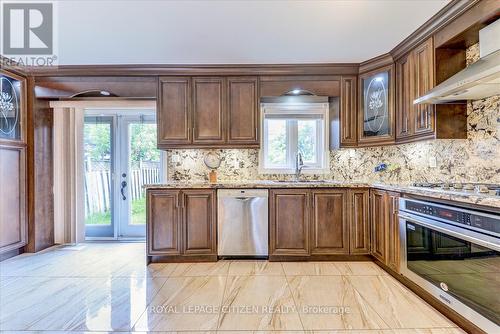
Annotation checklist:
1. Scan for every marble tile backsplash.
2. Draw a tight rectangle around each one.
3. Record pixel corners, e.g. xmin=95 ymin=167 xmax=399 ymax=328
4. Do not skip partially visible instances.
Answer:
xmin=166 ymin=44 xmax=500 ymax=184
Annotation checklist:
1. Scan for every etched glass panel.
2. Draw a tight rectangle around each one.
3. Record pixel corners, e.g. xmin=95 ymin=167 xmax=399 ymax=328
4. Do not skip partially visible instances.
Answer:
xmin=362 ymin=71 xmax=389 ymax=137
xmin=0 ymin=74 xmax=22 ymax=140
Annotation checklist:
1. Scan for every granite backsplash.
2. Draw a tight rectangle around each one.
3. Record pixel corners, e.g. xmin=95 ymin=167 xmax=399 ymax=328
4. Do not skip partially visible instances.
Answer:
xmin=166 ymin=44 xmax=500 ymax=184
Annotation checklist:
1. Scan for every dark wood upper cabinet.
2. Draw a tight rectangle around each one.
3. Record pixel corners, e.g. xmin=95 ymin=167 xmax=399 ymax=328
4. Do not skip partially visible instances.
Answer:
xmin=192 ymin=77 xmax=225 ymax=144
xmin=181 ymin=189 xmax=217 ymax=256
xmin=395 ymin=37 xmax=435 ymax=143
xmin=413 ymin=39 xmax=435 ymax=136
xmin=395 ymin=53 xmax=413 ymax=140
xmin=157 ymin=76 xmax=259 ymax=148
xmin=157 ymin=77 xmax=191 ymax=146
xmin=370 ymin=189 xmax=387 ymax=263
xmin=227 ymin=77 xmax=259 ymax=144
xmin=340 ymin=76 xmax=358 ymax=147
xmin=358 ymin=64 xmax=395 ymax=146
xmin=310 ymin=190 xmax=348 ymax=255
xmin=348 ymin=189 xmax=370 ymax=254
xmin=147 ymin=189 xmax=182 ymax=256
xmin=270 ymin=189 xmax=310 ymax=257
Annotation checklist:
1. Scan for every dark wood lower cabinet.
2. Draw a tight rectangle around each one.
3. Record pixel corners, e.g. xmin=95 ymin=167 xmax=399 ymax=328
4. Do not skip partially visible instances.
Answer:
xmin=310 ymin=190 xmax=348 ymax=255
xmin=147 ymin=189 xmax=216 ymax=261
xmin=348 ymin=189 xmax=370 ymax=254
xmin=371 ymin=189 xmax=387 ymax=263
xmin=270 ymin=188 xmax=370 ymax=260
xmin=269 ymin=189 xmax=310 ymax=258
xmin=386 ymin=192 xmax=400 ymax=272
xmin=147 ymin=190 xmax=181 ymax=256
xmin=182 ymin=190 xmax=217 ymax=256
xmin=371 ymin=189 xmax=401 ymax=273
xmin=147 ymin=187 xmax=401 ymax=265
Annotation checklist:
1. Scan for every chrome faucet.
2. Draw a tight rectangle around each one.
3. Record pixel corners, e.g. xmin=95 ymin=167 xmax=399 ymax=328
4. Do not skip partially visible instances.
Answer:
xmin=295 ymin=151 xmax=305 ymax=181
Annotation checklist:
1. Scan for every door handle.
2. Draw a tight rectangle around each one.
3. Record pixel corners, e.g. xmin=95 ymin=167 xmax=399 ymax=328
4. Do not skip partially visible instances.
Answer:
xmin=121 ymin=181 xmax=127 ymax=200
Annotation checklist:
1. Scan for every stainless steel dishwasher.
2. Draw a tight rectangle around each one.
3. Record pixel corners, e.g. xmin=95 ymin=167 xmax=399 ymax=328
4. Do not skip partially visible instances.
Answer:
xmin=217 ymin=189 xmax=268 ymax=257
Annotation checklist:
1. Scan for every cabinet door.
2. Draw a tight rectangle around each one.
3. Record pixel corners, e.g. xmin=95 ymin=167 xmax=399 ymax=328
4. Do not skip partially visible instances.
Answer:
xmin=311 ymin=190 xmax=348 ymax=255
xmin=147 ymin=190 xmax=182 ymax=255
xmin=157 ymin=77 xmax=191 ymax=146
xmin=386 ymin=192 xmax=400 ymax=272
xmin=192 ymin=77 xmax=225 ymax=144
xmin=340 ymin=76 xmax=357 ymax=146
xmin=227 ymin=77 xmax=259 ymax=145
xmin=0 ymin=146 xmax=27 ymax=253
xmin=358 ymin=65 xmax=395 ymax=146
xmin=370 ymin=189 xmax=387 ymax=263
xmin=348 ymin=189 xmax=370 ymax=254
xmin=396 ymin=54 xmax=414 ymax=140
xmin=413 ymin=38 xmax=435 ymax=135
xmin=270 ymin=189 xmax=310 ymax=257
xmin=181 ymin=190 xmax=217 ymax=255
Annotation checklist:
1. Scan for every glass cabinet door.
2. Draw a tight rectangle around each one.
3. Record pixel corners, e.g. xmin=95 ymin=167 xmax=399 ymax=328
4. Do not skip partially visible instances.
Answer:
xmin=358 ymin=65 xmax=395 ymax=145
xmin=0 ymin=72 xmax=24 ymax=142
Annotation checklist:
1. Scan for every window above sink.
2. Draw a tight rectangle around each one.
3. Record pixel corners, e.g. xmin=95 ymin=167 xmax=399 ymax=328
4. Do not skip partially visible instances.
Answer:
xmin=259 ymin=101 xmax=329 ymax=175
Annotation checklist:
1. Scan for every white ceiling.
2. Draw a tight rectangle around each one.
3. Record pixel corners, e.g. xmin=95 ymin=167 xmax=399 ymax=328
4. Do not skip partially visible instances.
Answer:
xmin=57 ymin=0 xmax=450 ymax=65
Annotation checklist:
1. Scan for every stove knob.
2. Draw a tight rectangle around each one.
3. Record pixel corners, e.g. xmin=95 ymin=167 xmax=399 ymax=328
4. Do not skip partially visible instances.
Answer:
xmin=453 ymin=183 xmax=463 ymax=189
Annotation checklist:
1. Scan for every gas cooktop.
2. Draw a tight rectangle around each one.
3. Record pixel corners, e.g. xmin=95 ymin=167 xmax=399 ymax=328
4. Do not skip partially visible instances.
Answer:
xmin=412 ymin=182 xmax=500 ymax=197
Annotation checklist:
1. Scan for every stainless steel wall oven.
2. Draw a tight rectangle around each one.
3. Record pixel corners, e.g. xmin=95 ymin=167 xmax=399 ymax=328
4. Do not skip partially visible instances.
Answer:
xmin=399 ymin=198 xmax=500 ymax=333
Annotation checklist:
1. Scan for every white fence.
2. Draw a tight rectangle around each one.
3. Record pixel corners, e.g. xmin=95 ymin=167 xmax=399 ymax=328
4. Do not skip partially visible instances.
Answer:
xmin=84 ymin=168 xmax=160 ymax=216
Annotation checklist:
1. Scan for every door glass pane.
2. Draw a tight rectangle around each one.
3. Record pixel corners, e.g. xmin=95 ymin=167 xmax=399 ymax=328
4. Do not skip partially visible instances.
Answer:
xmin=265 ymin=119 xmax=287 ymax=167
xmin=84 ymin=119 xmax=112 ymax=226
xmin=128 ymin=122 xmax=161 ymax=225
xmin=0 ymin=74 xmax=22 ymax=140
xmin=362 ymin=71 xmax=390 ymax=137
xmin=298 ymin=119 xmax=317 ymax=164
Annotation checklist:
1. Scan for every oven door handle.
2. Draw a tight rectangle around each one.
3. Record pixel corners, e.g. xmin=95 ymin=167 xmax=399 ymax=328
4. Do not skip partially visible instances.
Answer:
xmin=399 ymin=212 xmax=500 ymax=252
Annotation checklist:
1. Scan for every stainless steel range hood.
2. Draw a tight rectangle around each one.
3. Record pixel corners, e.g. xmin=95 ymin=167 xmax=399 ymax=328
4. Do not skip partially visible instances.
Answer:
xmin=414 ymin=19 xmax=500 ymax=104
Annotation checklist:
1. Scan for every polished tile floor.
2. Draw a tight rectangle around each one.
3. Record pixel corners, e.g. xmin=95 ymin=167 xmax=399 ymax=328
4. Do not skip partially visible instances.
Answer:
xmin=0 ymin=243 xmax=465 ymax=333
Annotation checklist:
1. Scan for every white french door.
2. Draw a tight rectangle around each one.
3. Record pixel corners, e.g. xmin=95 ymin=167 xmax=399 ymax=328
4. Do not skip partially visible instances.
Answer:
xmin=84 ymin=111 xmax=162 ymax=239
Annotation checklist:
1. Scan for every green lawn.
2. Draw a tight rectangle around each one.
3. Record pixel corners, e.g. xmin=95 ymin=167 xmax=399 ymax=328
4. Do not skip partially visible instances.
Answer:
xmin=85 ymin=197 xmax=146 ymax=225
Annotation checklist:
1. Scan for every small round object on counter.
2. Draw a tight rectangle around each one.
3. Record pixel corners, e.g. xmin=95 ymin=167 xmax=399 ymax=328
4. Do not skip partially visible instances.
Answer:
xmin=463 ymin=184 xmax=475 ymax=191
xmin=476 ymin=185 xmax=490 ymax=193
xmin=204 ymin=152 xmax=221 ymax=169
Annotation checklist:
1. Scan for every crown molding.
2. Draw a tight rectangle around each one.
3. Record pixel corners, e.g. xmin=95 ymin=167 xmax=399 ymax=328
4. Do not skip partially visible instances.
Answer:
xmin=390 ymin=0 xmax=482 ymax=60
xmin=26 ymin=63 xmax=360 ymax=77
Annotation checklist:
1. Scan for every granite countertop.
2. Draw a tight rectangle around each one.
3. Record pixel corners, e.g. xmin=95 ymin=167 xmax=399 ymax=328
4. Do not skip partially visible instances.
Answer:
xmin=144 ymin=181 xmax=500 ymax=209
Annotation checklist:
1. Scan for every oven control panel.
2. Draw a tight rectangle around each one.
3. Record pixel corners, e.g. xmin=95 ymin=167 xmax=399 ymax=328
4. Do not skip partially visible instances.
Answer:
xmin=404 ymin=200 xmax=500 ymax=236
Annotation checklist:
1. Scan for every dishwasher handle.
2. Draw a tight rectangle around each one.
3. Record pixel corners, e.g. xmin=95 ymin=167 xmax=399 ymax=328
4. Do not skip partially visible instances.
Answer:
xmin=218 ymin=189 xmax=269 ymax=198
